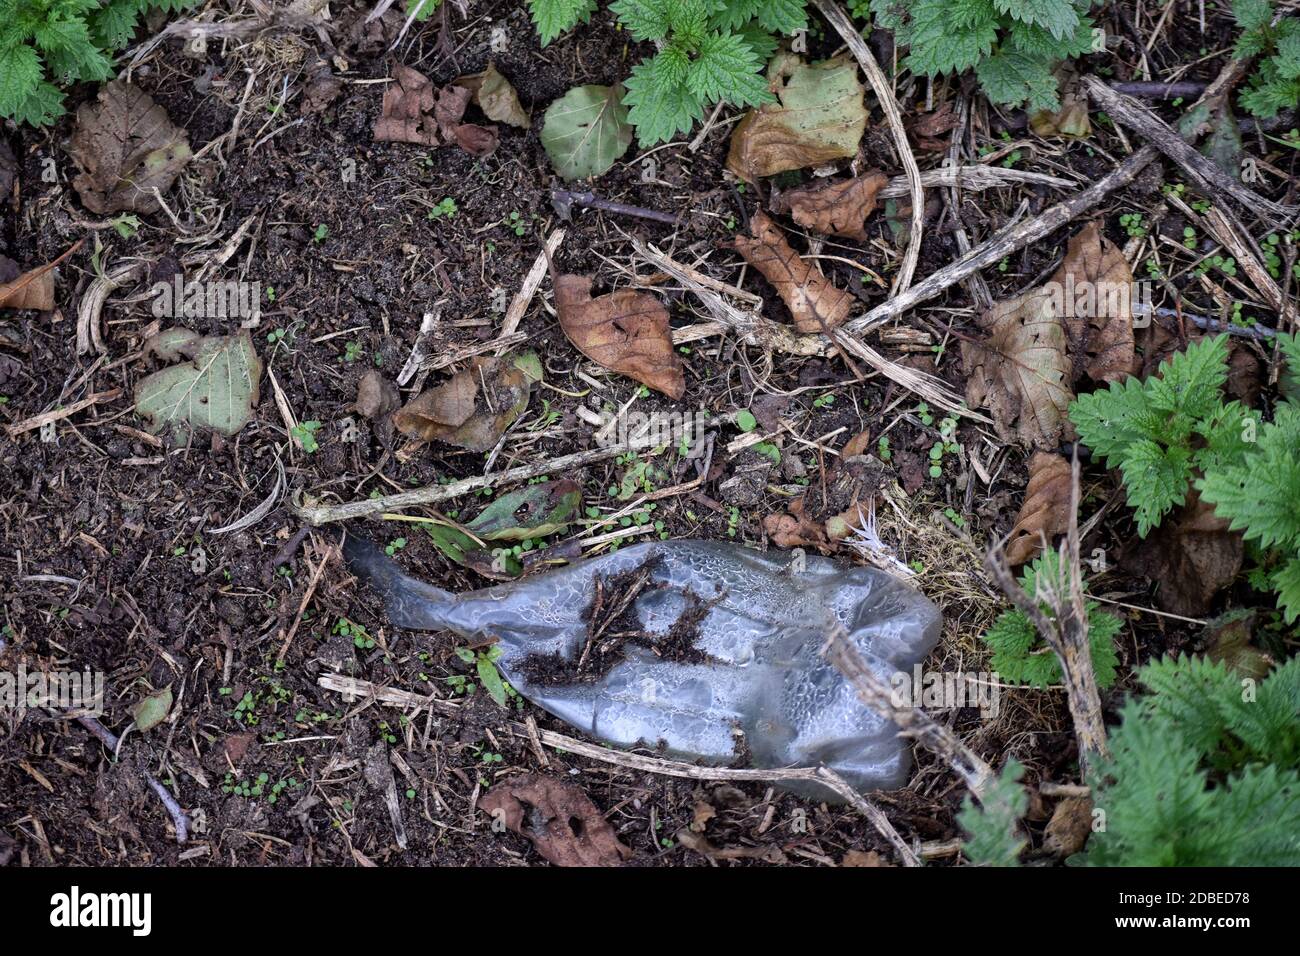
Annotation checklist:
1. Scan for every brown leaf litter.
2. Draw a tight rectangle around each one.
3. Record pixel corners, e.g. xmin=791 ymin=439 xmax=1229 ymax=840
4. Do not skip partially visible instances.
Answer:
xmin=1005 ymin=452 xmax=1073 ymax=565
xmin=372 ymin=63 xmax=500 ymax=156
xmin=771 ymin=170 xmax=888 ymax=241
xmin=554 ymin=274 xmax=685 ymax=399
xmin=732 ymin=211 xmax=854 ymax=335
xmin=393 ymin=354 xmax=535 ymax=452
xmin=1125 ymin=491 xmax=1243 ymax=617
xmin=68 ymin=81 xmax=192 ymax=215
xmin=479 ymin=775 xmax=633 ymax=867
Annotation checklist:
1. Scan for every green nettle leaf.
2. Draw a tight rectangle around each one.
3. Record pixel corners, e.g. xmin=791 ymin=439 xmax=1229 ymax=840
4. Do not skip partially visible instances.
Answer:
xmin=528 ymin=0 xmax=597 ymax=46
xmin=686 ymin=31 xmax=767 ymax=106
xmin=974 ymin=50 xmax=1061 ymax=111
xmin=622 ymin=61 xmax=706 ymax=146
xmin=608 ymin=0 xmax=672 ymax=40
xmin=134 ymin=329 xmax=263 ymax=438
xmin=541 ymin=84 xmax=635 ymax=180
xmin=958 ymin=760 xmax=1028 ymax=866
xmin=133 ymin=685 xmax=173 ymax=732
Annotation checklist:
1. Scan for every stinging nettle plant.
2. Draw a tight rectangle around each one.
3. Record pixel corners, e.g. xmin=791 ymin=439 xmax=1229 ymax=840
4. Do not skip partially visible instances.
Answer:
xmin=527 ymin=0 xmax=807 ymax=145
xmin=1232 ymin=0 xmax=1300 ymax=118
xmin=869 ymin=0 xmax=1100 ymax=111
xmin=0 ymin=0 xmax=199 ymax=127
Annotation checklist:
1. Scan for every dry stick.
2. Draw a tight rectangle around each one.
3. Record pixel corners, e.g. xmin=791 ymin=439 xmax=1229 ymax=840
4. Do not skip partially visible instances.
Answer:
xmin=499 ymin=227 xmax=566 ymax=341
xmin=1109 ymin=80 xmax=1206 ymax=99
xmin=5 ymin=389 xmax=123 ymax=439
xmin=292 ymin=440 xmax=632 ymax=525
xmin=77 ymin=716 xmax=188 ymax=844
xmin=845 ymin=144 xmax=1161 ymax=334
xmin=551 ymin=189 xmax=683 ymax=226
xmin=1081 ymin=75 xmax=1297 ymax=226
xmin=316 ymin=673 xmax=919 ymax=865
xmin=1202 ymin=206 xmax=1286 ymax=313
xmin=845 ymin=59 xmax=1254 ymax=335
xmin=815 ymin=0 xmax=923 ymax=294
xmin=820 ymin=626 xmax=997 ymax=802
xmin=276 ymin=538 xmax=333 ymax=663
xmin=983 ymin=456 xmax=1109 ymax=769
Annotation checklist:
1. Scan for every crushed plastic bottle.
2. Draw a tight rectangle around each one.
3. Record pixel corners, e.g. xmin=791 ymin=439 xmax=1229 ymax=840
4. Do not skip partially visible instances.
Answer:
xmin=345 ymin=536 xmax=942 ymax=799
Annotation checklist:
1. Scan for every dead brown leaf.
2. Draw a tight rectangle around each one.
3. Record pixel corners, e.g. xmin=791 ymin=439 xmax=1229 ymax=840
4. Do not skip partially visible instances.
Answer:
xmin=1030 ymin=71 xmax=1091 ymax=140
xmin=1126 ymin=492 xmax=1243 ymax=616
xmin=909 ymin=100 xmax=959 ymax=151
xmin=771 ymin=171 xmax=888 ymax=241
xmin=0 ymin=258 xmax=56 ymax=311
xmin=690 ymin=801 xmax=717 ymax=833
xmin=1053 ymin=222 xmax=1136 ymax=383
xmin=454 ymin=62 xmax=529 ymax=128
xmin=393 ymin=354 xmax=535 ymax=452
xmin=763 ymin=496 xmax=831 ymax=553
xmin=479 ymin=775 xmax=633 ymax=867
xmin=1200 ymin=610 xmax=1272 ymax=679
xmin=354 ymin=370 xmax=399 ymax=420
xmin=841 ymin=849 xmax=890 ymax=866
xmin=962 ymin=288 xmax=1073 ymax=449
xmin=732 ymin=211 xmax=854 ymax=335
xmin=372 ymin=63 xmax=439 ymax=145
xmin=554 ymin=274 xmax=685 ymax=399
xmin=373 ymin=64 xmax=499 ymax=156
xmin=68 ymin=81 xmax=192 ymax=216
xmin=1042 ymin=796 xmax=1093 ymax=857
xmin=1006 ymin=452 xmax=1072 ymax=565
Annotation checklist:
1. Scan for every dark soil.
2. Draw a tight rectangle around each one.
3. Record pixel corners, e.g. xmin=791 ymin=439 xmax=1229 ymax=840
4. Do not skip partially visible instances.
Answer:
xmin=1 ymin=0 xmax=1296 ymax=868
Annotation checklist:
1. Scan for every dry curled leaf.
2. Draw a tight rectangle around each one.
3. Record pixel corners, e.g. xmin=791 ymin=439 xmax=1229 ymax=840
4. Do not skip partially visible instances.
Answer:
xmin=763 ymin=496 xmax=831 ymax=553
xmin=962 ymin=288 xmax=1073 ymax=449
xmin=0 ymin=257 xmax=56 ymax=311
xmin=1006 ymin=452 xmax=1072 ymax=565
xmin=69 ymin=81 xmax=192 ymax=215
xmin=909 ymin=100 xmax=960 ymax=150
xmin=1053 ymin=222 xmax=1136 ymax=383
xmin=373 ymin=64 xmax=499 ymax=156
xmin=354 ymin=369 xmax=399 ymax=420
xmin=1042 ymin=796 xmax=1093 ymax=857
xmin=479 ymin=775 xmax=633 ymax=867
xmin=1126 ymin=492 xmax=1243 ymax=617
xmin=454 ymin=62 xmax=529 ymax=128
xmin=726 ymin=54 xmax=867 ymax=183
xmin=771 ymin=171 xmax=888 ymax=241
xmin=393 ymin=352 xmax=537 ymax=452
xmin=732 ymin=211 xmax=853 ymax=335
xmin=1030 ymin=72 xmax=1091 ymax=141
xmin=554 ymin=274 xmax=684 ymax=399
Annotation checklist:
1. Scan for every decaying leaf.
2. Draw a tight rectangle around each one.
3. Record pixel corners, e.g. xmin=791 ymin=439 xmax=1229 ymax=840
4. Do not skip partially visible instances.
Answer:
xmin=479 ymin=774 xmax=633 ymax=867
xmin=1030 ymin=72 xmax=1091 ymax=140
xmin=373 ymin=63 xmax=439 ymax=145
xmin=466 ymin=479 xmax=582 ymax=541
xmin=726 ymin=54 xmax=867 ymax=183
xmin=676 ymin=828 xmax=788 ymax=864
xmin=1126 ymin=492 xmax=1243 ymax=617
xmin=1006 ymin=452 xmax=1072 ymax=565
xmin=0 ymin=257 xmax=56 ymax=311
xmin=764 ymin=496 xmax=831 ymax=553
xmin=962 ymin=287 xmax=1073 ymax=449
xmin=393 ymin=352 xmax=539 ymax=452
xmin=132 ymin=685 xmax=173 ymax=733
xmin=771 ymin=171 xmax=888 ymax=241
xmin=732 ymin=211 xmax=854 ymax=335
xmin=764 ymin=454 xmax=889 ymax=553
xmin=1042 ymin=796 xmax=1093 ymax=857
xmin=1200 ymin=610 xmax=1272 ymax=679
xmin=69 ymin=81 xmax=192 ymax=215
xmin=354 ymin=370 xmax=400 ymax=420
xmin=909 ymin=100 xmax=959 ymax=150
xmin=554 ymin=274 xmax=685 ymax=399
xmin=455 ymin=62 xmax=529 ymax=128
xmin=1053 ymin=222 xmax=1136 ymax=383
xmin=373 ymin=63 xmax=499 ymax=156
xmin=134 ymin=329 xmax=262 ymax=438
xmin=540 ymin=85 xmax=634 ymax=182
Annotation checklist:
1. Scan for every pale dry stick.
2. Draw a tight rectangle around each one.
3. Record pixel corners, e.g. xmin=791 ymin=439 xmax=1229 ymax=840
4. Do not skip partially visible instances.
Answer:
xmin=276 ymin=538 xmax=334 ymax=664
xmin=848 ymin=59 xmax=1253 ymax=334
xmin=878 ymin=165 xmax=1076 ymax=199
xmin=1202 ymin=207 xmax=1287 ymax=313
xmin=419 ymin=331 xmax=527 ymax=373
xmin=315 ymin=673 xmax=919 ymax=865
xmin=77 ymin=716 xmax=188 ymax=844
xmin=78 ymin=262 xmax=144 ymax=355
xmin=499 ymin=228 xmax=566 ymax=342
xmin=820 ymin=625 xmax=997 ymax=802
xmin=946 ymin=97 xmax=994 ymax=313
xmin=293 ymin=440 xmax=633 ymax=525
xmin=5 ymin=389 xmax=122 ymax=439
xmin=1080 ymin=76 xmax=1297 ymax=226
xmin=815 ymin=0 xmax=924 ymax=294
xmin=984 ymin=457 xmax=1109 ymax=769
xmin=846 ymin=144 xmax=1161 ymax=334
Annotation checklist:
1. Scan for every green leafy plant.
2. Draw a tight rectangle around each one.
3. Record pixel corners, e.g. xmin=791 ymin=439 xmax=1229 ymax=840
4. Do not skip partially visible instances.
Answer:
xmin=528 ymin=0 xmax=807 ymax=145
xmin=1082 ymin=654 xmax=1300 ymax=865
xmin=1071 ymin=333 xmax=1300 ymax=621
xmin=981 ymin=550 xmax=1123 ymax=689
xmin=0 ymin=0 xmax=199 ymax=127
xmin=1232 ymin=0 xmax=1300 ymax=118
xmin=958 ymin=759 xmax=1028 ymax=865
xmin=869 ymin=0 xmax=1099 ymax=111
xmin=1068 ymin=335 xmax=1258 ymax=537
